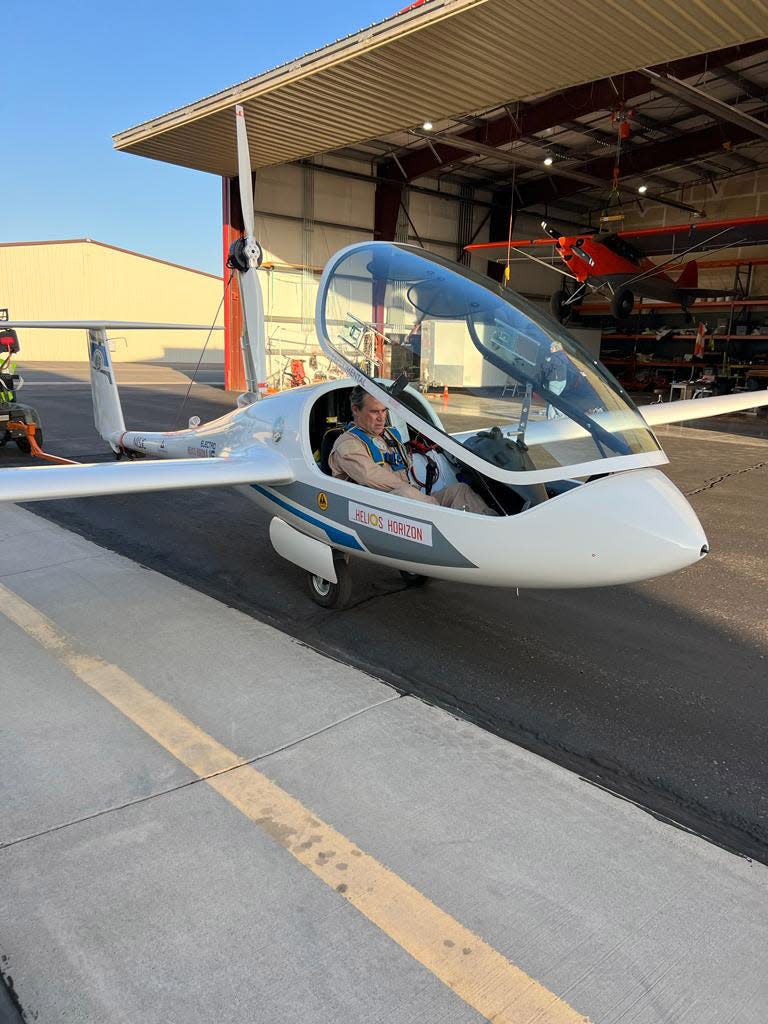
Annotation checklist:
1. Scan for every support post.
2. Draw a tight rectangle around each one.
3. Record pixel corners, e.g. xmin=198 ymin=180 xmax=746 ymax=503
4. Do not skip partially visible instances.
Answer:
xmin=372 ymin=177 xmax=403 ymax=373
xmin=222 ymin=176 xmax=246 ymax=392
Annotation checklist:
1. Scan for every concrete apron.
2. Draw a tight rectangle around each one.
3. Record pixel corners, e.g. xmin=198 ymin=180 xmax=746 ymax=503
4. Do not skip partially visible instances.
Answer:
xmin=0 ymin=505 xmax=766 ymax=1024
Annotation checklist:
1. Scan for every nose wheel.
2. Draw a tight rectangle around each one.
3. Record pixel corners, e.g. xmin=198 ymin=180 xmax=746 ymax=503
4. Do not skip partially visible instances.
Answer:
xmin=306 ymin=557 xmax=353 ymax=609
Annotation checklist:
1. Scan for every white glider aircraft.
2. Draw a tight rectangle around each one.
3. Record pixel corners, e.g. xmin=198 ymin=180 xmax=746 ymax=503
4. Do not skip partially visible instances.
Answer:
xmin=2 ymin=107 xmax=767 ymax=608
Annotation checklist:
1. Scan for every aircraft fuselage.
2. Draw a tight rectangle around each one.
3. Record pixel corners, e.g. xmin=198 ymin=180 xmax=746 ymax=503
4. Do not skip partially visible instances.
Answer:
xmin=118 ymin=380 xmax=708 ymax=589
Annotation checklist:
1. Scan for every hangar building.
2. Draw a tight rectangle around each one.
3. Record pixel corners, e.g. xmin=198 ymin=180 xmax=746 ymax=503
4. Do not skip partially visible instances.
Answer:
xmin=0 ymin=239 xmax=223 ymax=364
xmin=110 ymin=0 xmax=768 ymax=395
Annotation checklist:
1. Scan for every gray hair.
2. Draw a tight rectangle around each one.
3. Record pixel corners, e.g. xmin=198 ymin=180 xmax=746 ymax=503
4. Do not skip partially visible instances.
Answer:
xmin=349 ymin=385 xmax=369 ymax=410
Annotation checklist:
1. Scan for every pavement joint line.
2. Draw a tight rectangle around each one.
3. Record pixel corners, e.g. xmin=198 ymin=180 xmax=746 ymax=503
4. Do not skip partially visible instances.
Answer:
xmin=0 ymin=581 xmax=591 ymax=1024
xmin=0 ymin=694 xmax=405 ymax=852
xmin=0 ymin=552 xmax=109 ymax=582
xmin=0 ymin=694 xmax=406 ymax=855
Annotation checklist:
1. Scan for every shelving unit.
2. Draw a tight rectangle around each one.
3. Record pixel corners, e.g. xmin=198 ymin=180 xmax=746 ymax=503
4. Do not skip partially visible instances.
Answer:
xmin=573 ymin=256 xmax=768 ymax=392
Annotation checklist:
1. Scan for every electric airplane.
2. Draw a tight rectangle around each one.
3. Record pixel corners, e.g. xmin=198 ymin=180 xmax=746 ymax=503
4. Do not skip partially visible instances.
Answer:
xmin=1 ymin=107 xmax=767 ymax=609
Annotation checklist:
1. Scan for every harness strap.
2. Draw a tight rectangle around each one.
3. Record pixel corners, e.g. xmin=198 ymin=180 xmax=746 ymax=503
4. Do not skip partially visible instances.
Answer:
xmin=346 ymin=425 xmax=409 ymax=472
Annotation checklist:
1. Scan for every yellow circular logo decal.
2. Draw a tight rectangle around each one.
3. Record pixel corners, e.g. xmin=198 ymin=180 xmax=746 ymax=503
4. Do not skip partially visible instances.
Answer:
xmin=317 ymin=492 xmax=329 ymax=511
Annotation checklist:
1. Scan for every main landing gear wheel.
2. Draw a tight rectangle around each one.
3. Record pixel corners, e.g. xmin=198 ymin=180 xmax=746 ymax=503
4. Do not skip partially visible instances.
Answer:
xmin=610 ymin=288 xmax=634 ymax=321
xmin=549 ymin=287 xmax=567 ymax=323
xmin=306 ymin=558 xmax=353 ymax=609
xmin=400 ymin=570 xmax=429 ymax=587
xmin=549 ymin=282 xmax=582 ymax=325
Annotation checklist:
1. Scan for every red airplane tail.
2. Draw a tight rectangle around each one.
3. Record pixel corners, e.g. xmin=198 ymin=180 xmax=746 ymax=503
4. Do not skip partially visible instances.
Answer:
xmin=675 ymin=260 xmax=698 ymax=289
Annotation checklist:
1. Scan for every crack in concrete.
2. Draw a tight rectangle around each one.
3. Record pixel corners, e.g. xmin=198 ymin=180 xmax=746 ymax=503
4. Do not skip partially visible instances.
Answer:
xmin=685 ymin=460 xmax=768 ymax=496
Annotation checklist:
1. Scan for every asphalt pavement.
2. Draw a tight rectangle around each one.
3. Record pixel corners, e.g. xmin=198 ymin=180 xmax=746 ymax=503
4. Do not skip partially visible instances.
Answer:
xmin=5 ymin=362 xmax=768 ymax=864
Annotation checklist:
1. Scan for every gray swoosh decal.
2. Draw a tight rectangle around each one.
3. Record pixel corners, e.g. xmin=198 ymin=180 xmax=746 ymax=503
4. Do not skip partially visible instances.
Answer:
xmin=270 ymin=479 xmax=477 ymax=568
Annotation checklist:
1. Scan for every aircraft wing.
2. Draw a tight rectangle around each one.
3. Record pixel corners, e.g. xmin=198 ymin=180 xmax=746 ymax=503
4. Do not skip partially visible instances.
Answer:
xmin=618 ymin=215 xmax=768 ymax=258
xmin=2 ymin=321 xmax=223 ymax=330
xmin=640 ymin=389 xmax=768 ymax=427
xmin=454 ymin=390 xmax=768 ymax=449
xmin=0 ymin=450 xmax=294 ymax=503
xmin=464 ymin=238 xmax=560 ymax=260
xmin=467 ymin=215 xmax=768 ymax=262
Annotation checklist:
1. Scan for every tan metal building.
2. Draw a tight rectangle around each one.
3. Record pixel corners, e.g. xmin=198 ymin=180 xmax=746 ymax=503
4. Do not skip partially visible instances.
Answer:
xmin=0 ymin=239 xmax=223 ymax=363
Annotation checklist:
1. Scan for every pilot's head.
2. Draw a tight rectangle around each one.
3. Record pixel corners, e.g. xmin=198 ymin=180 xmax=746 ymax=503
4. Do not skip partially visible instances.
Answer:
xmin=350 ymin=386 xmax=388 ymax=437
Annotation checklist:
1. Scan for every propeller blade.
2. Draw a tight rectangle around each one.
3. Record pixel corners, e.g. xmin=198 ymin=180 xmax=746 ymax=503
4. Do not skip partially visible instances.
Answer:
xmin=541 ymin=221 xmax=562 ymax=241
xmin=239 ymin=269 xmax=266 ymax=392
xmin=235 ymin=104 xmax=255 ymax=238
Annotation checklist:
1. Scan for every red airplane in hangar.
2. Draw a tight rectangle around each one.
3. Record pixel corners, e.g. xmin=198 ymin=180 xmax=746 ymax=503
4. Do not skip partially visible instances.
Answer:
xmin=466 ymin=215 xmax=768 ymax=322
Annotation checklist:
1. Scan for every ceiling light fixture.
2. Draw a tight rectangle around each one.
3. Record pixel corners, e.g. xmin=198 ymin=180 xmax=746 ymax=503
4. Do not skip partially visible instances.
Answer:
xmin=543 ymin=156 xmax=553 ymax=166
xmin=638 ymin=184 xmax=648 ymax=194
xmin=422 ymin=121 xmax=433 ymax=131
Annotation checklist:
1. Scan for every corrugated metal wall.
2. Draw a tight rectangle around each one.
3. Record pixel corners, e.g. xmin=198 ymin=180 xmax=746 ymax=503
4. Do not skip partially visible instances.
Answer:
xmin=0 ymin=241 xmax=224 ymax=362
xmin=249 ymin=157 xmax=500 ymax=389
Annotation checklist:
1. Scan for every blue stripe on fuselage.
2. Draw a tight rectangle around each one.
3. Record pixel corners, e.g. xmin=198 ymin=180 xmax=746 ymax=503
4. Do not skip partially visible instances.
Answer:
xmin=251 ymin=484 xmax=365 ymax=551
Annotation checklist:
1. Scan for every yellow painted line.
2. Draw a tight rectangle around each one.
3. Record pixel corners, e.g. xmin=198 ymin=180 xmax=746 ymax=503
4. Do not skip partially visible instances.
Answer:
xmin=0 ymin=582 xmax=590 ymax=1024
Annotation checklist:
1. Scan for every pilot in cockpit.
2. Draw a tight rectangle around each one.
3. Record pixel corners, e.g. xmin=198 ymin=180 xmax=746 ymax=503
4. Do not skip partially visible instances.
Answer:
xmin=329 ymin=386 xmax=495 ymax=514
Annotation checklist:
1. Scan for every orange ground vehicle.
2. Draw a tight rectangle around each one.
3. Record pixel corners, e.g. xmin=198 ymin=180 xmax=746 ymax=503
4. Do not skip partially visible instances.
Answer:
xmin=0 ymin=314 xmax=44 ymax=454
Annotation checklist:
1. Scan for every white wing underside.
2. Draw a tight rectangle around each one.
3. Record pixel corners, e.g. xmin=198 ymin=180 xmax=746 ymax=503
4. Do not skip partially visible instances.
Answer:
xmin=0 ymin=452 xmax=294 ymax=503
xmin=2 ymin=321 xmax=222 ymax=330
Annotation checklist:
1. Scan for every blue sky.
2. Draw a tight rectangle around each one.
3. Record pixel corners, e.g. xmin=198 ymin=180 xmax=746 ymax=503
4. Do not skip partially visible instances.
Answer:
xmin=3 ymin=0 xmax=399 ymax=275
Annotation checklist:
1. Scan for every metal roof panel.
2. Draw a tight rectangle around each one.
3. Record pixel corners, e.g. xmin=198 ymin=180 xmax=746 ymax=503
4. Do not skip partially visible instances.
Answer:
xmin=113 ymin=0 xmax=768 ymax=176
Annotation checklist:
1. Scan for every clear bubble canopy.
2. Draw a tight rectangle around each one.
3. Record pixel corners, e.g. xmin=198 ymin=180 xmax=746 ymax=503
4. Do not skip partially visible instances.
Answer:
xmin=316 ymin=242 xmax=664 ymax=483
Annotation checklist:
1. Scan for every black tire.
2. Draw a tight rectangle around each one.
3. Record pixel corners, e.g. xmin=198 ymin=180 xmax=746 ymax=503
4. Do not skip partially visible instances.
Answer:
xmin=0 ymin=430 xmax=8 ymax=448
xmin=549 ymin=288 xmax=567 ymax=322
xmin=400 ymin=570 xmax=429 ymax=587
xmin=610 ymin=288 xmax=634 ymax=320
xmin=306 ymin=558 xmax=353 ymax=609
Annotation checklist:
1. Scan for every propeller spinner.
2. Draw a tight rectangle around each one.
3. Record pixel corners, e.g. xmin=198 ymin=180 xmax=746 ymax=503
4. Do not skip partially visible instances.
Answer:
xmin=541 ymin=221 xmax=594 ymax=267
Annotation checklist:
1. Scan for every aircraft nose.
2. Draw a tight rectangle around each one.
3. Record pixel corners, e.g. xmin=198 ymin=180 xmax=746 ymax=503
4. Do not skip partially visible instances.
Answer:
xmin=510 ymin=468 xmax=709 ymax=588
xmin=580 ymin=469 xmax=708 ymax=585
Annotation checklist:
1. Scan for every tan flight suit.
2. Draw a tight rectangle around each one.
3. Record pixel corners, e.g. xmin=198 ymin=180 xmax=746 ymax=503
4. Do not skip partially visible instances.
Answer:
xmin=329 ymin=429 xmax=494 ymax=514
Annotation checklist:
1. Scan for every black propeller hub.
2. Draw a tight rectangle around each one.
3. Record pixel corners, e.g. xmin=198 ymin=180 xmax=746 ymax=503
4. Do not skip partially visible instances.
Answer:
xmin=227 ymin=237 xmax=263 ymax=273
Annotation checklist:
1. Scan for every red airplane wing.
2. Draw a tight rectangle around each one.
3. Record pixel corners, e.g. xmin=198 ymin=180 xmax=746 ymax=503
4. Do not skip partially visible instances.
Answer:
xmin=467 ymin=216 xmax=768 ymax=261
xmin=465 ymin=238 xmax=560 ymax=259
xmin=614 ymin=215 xmax=768 ymax=257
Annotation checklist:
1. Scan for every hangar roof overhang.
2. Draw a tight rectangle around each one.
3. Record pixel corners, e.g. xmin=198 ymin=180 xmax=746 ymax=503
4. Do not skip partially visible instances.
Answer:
xmin=112 ymin=0 xmax=768 ymax=178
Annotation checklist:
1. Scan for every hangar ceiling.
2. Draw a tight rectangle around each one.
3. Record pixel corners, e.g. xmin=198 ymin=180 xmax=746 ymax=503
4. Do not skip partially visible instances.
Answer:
xmin=336 ymin=40 xmax=768 ymax=227
xmin=113 ymin=0 xmax=768 ymax=208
